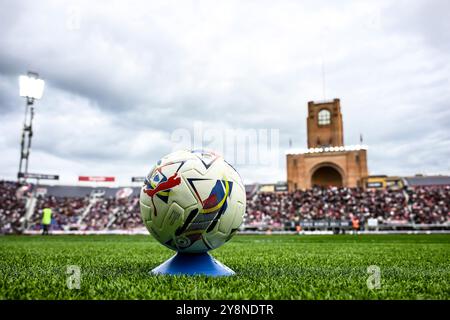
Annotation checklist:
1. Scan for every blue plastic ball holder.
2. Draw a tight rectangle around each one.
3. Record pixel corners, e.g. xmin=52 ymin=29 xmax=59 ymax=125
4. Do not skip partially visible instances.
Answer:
xmin=151 ymin=252 xmax=235 ymax=277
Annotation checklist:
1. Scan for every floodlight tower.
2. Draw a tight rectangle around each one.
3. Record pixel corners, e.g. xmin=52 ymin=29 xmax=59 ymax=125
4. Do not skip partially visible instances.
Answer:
xmin=18 ymin=71 xmax=45 ymax=183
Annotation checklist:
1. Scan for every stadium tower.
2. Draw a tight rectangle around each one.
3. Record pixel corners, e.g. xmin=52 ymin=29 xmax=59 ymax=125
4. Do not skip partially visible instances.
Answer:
xmin=286 ymin=98 xmax=368 ymax=191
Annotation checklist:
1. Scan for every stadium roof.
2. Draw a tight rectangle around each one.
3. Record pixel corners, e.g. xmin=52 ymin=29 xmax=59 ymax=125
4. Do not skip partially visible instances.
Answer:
xmin=404 ymin=176 xmax=450 ymax=187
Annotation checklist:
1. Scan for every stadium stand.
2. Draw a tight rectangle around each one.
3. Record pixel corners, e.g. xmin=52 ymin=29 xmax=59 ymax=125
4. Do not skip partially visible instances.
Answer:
xmin=0 ymin=180 xmax=26 ymax=234
xmin=245 ymin=186 xmax=449 ymax=231
xmin=0 ymin=180 xmax=449 ymax=234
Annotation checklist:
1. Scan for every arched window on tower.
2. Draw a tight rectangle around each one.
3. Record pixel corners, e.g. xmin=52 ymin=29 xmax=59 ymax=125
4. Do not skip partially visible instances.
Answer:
xmin=318 ymin=109 xmax=331 ymax=125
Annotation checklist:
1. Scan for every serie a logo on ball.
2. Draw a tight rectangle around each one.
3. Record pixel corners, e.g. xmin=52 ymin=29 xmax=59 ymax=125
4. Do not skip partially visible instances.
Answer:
xmin=139 ymin=150 xmax=246 ymax=253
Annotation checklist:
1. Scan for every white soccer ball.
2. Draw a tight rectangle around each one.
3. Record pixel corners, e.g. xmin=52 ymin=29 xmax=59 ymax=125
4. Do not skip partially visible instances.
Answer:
xmin=140 ymin=150 xmax=246 ymax=253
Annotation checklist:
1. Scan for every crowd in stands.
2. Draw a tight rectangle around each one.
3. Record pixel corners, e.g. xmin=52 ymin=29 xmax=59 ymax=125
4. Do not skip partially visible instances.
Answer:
xmin=0 ymin=180 xmax=449 ymax=234
xmin=83 ymin=197 xmax=141 ymax=230
xmin=245 ymin=186 xmax=450 ymax=229
xmin=408 ymin=187 xmax=450 ymax=224
xmin=0 ymin=180 xmax=27 ymax=234
xmin=28 ymin=196 xmax=87 ymax=231
xmin=27 ymin=196 xmax=141 ymax=231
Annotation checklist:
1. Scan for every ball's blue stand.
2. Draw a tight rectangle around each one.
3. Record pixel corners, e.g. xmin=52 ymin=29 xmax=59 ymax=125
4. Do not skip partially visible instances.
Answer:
xmin=151 ymin=252 xmax=235 ymax=277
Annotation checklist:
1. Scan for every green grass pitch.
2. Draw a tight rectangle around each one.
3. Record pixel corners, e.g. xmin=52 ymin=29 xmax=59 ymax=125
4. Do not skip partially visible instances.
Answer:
xmin=0 ymin=234 xmax=449 ymax=299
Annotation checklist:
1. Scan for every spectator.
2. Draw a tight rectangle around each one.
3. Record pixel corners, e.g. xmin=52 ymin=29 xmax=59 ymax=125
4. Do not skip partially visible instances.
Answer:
xmin=1 ymin=180 xmax=449 ymax=233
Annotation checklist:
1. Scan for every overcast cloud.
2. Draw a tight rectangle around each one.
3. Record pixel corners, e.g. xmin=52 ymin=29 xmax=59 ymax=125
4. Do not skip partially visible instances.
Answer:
xmin=0 ymin=0 xmax=449 ymax=185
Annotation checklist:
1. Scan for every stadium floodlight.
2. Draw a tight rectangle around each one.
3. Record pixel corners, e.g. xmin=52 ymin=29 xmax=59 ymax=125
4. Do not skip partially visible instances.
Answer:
xmin=19 ymin=72 xmax=45 ymax=101
xmin=18 ymin=71 xmax=45 ymax=182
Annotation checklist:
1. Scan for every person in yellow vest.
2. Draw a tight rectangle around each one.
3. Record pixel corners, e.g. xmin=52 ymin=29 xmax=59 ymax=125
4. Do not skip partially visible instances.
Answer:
xmin=42 ymin=207 xmax=52 ymax=235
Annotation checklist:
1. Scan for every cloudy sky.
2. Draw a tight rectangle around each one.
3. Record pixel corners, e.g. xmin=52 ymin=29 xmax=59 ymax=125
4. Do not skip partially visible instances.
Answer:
xmin=0 ymin=0 xmax=449 ymax=185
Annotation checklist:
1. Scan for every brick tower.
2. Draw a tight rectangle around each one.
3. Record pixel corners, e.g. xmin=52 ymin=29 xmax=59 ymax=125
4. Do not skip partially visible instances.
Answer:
xmin=287 ymin=99 xmax=368 ymax=190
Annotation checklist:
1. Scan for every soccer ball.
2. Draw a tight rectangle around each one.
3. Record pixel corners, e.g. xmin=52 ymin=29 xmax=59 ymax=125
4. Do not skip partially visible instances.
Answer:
xmin=139 ymin=150 xmax=246 ymax=253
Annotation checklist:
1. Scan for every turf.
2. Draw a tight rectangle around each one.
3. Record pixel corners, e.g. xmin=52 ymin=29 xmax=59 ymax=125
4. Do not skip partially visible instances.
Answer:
xmin=0 ymin=234 xmax=449 ymax=299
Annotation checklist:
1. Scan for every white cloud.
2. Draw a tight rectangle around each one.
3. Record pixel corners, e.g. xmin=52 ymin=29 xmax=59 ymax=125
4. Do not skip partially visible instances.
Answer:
xmin=0 ymin=0 xmax=449 ymax=185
